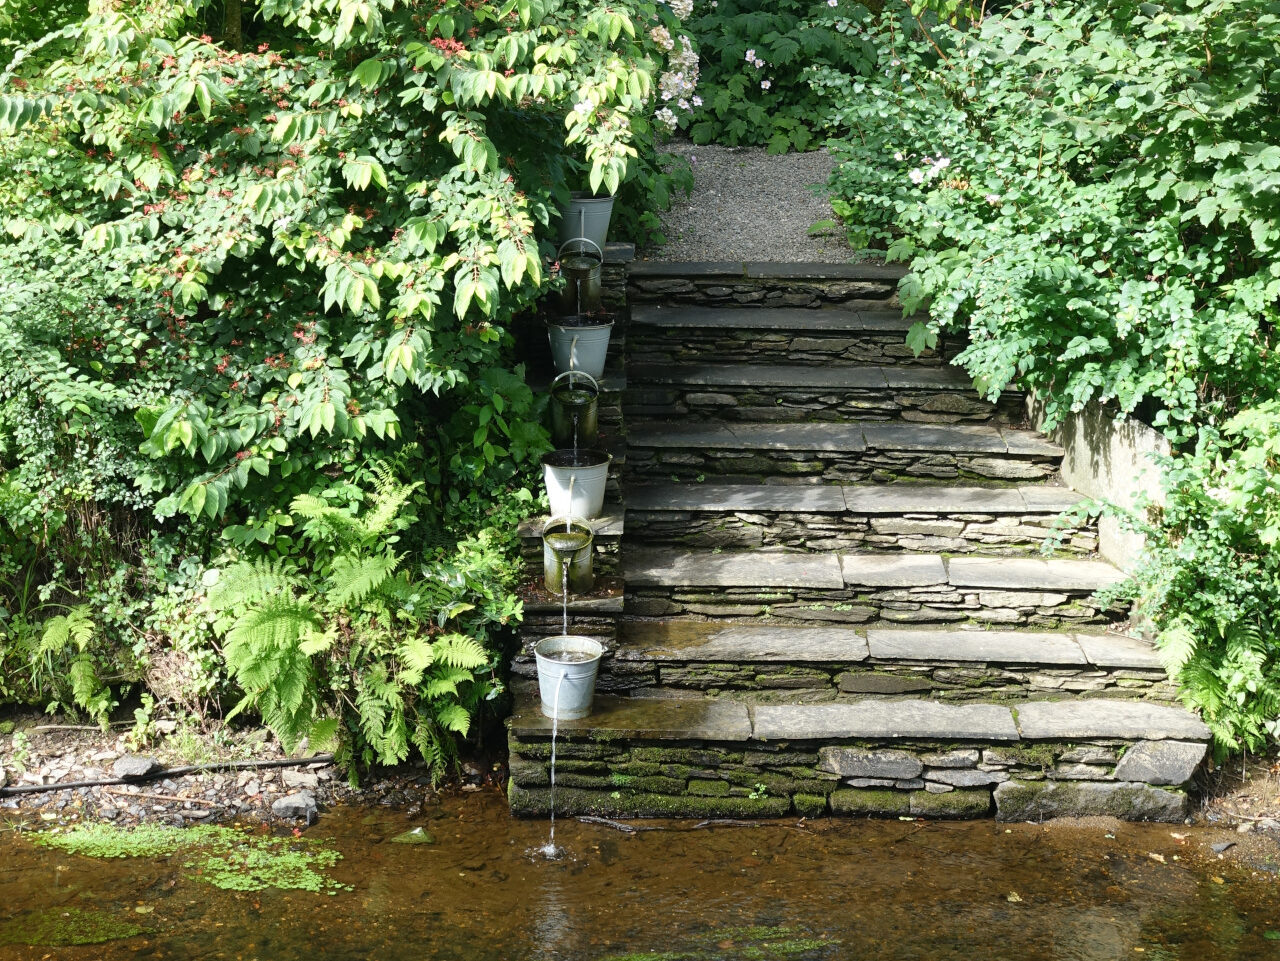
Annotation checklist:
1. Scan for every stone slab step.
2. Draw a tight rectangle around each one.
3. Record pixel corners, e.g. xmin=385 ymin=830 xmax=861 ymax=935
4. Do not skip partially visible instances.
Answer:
xmin=629 ymin=362 xmax=973 ymax=391
xmin=628 ymin=261 xmax=906 ymax=312
xmin=624 ymin=549 xmax=1122 ymax=592
xmin=627 ymin=482 xmax=1082 ymax=514
xmin=628 ymin=261 xmax=909 ymax=282
xmin=507 ymin=693 xmax=1209 ymax=820
xmin=624 ymin=421 xmax=1062 ymax=484
xmin=631 ymin=304 xmax=914 ymax=333
xmin=623 ymin=549 xmax=1124 ymax=629
xmin=613 ymin=622 xmax=1162 ymax=670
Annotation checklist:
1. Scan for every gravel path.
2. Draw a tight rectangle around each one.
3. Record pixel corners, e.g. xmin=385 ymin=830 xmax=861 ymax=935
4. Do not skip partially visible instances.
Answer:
xmin=645 ymin=141 xmax=856 ymax=263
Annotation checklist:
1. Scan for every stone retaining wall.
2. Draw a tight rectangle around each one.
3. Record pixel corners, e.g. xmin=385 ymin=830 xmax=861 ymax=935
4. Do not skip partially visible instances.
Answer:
xmin=626 ymin=510 xmax=1097 ymax=555
xmin=628 ymin=328 xmax=958 ymax=367
xmin=507 ymin=734 xmax=1201 ymax=822
xmin=625 ymin=585 xmax=1121 ymax=628
xmin=626 ymin=447 xmax=1060 ymax=484
xmin=623 ymin=384 xmax=1016 ymax=425
xmin=628 ymin=274 xmax=899 ymax=309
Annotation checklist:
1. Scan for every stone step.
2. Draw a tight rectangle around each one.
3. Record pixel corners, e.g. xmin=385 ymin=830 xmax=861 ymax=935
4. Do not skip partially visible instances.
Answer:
xmin=624 ymin=363 xmax=1018 ymax=425
xmin=625 ymin=421 xmax=1063 ymax=484
xmin=624 ymin=482 xmax=1096 ymax=555
xmin=622 ymin=549 xmax=1126 ymax=629
xmin=628 ymin=304 xmax=957 ymax=368
xmin=627 ymin=260 xmax=906 ymax=310
xmin=507 ymin=692 xmax=1210 ymax=821
xmin=564 ymin=622 xmax=1174 ymax=701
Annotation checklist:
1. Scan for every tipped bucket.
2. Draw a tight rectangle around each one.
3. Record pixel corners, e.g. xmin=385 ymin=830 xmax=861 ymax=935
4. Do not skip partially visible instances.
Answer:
xmin=542 ymin=449 xmax=611 ymax=519
xmin=556 ymin=193 xmax=614 ymax=253
xmin=547 ymin=315 xmax=614 ymax=380
xmin=534 ymin=635 xmax=604 ymax=720
xmin=541 ymin=516 xmax=594 ymax=595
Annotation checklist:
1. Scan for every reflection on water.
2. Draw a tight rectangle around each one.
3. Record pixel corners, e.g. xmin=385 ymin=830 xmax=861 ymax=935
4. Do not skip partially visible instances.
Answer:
xmin=2 ymin=789 xmax=1279 ymax=961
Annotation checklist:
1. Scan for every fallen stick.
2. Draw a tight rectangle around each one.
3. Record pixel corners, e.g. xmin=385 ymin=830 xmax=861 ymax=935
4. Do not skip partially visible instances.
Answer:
xmin=102 ymin=787 xmax=220 ymax=807
xmin=0 ymin=755 xmax=334 ymax=798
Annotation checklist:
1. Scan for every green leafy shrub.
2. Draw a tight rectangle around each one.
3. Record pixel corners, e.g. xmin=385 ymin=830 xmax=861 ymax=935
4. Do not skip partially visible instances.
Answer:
xmin=822 ymin=0 xmax=1280 ymax=752
xmin=686 ymin=0 xmax=873 ymax=152
xmin=205 ymin=467 xmax=517 ymax=781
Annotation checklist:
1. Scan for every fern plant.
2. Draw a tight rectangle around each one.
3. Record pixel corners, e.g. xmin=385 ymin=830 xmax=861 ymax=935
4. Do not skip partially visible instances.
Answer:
xmin=205 ymin=467 xmax=509 ymax=783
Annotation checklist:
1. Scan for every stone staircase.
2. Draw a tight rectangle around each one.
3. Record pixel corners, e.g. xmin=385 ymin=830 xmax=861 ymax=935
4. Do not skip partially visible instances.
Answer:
xmin=508 ymin=260 xmax=1210 ymax=823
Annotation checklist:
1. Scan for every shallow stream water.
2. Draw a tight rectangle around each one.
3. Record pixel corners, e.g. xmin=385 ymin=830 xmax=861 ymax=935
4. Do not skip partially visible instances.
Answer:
xmin=3 ymin=790 xmax=1279 ymax=960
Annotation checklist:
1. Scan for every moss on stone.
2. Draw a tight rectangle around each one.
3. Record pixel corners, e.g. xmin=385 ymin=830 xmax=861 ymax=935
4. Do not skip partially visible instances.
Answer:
xmin=632 ymin=747 xmax=744 ymax=766
xmin=830 ymin=788 xmax=910 ymax=816
xmin=909 ymin=788 xmax=992 ymax=818
xmin=508 ymin=737 xmax=621 ymax=761
xmin=0 ymin=908 xmax=147 ymax=947
xmin=612 ymin=761 xmax=663 ymax=778
xmin=507 ymin=782 xmax=792 ymax=818
xmin=792 ymin=793 xmax=829 ymax=817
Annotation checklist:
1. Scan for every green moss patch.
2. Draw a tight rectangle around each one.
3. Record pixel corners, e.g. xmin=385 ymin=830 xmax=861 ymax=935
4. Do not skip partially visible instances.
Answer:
xmin=0 ymin=908 xmax=147 ymax=947
xmin=597 ymin=924 xmax=836 ymax=960
xmin=32 ymin=824 xmax=349 ymax=894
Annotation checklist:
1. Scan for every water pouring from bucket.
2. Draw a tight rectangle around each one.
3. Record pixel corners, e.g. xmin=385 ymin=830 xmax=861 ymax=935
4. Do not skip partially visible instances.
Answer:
xmin=549 ymin=371 xmax=598 ymax=452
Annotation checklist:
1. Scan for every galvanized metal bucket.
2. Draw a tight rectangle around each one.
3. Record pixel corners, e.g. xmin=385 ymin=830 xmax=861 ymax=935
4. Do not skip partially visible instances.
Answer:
xmin=554 ymin=238 xmax=603 ymax=315
xmin=534 ymin=635 xmax=604 ymax=720
xmin=556 ymin=192 xmax=614 ymax=252
xmin=547 ymin=315 xmax=614 ymax=380
xmin=541 ymin=516 xmax=594 ymax=595
xmin=549 ymin=370 xmax=599 ymax=451
xmin=541 ymin=448 xmax=611 ymax=519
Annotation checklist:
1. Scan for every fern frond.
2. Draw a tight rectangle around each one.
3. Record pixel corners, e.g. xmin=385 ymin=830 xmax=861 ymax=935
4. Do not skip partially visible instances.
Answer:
xmin=290 ymin=493 xmax=369 ymax=545
xmin=206 ymin=559 xmax=296 ymax=611
xmin=362 ymin=465 xmax=421 ymax=539
xmin=326 ymin=551 xmax=399 ymax=608
xmin=1155 ymin=619 xmax=1197 ymax=675
xmin=39 ymin=604 xmax=94 ymax=654
xmin=224 ymin=594 xmax=323 ymax=667
xmin=431 ymin=632 xmax=489 ymax=670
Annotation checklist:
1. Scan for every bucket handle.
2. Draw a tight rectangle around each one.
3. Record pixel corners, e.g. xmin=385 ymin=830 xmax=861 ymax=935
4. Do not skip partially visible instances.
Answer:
xmin=557 ymin=237 xmax=603 ymax=262
xmin=551 ymin=370 xmax=599 ymax=394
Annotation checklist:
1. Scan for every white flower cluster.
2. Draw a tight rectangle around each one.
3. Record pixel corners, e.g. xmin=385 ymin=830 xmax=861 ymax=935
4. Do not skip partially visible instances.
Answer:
xmin=668 ymin=0 xmax=694 ymax=20
xmin=650 ymin=25 xmax=674 ymax=51
xmin=655 ymin=35 xmax=700 ymax=131
xmin=907 ymin=155 xmax=951 ymax=186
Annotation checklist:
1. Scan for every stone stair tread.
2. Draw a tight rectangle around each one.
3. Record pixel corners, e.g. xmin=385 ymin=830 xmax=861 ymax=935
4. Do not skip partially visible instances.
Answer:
xmin=626 ymin=482 xmax=1084 ymax=516
xmin=629 ymin=260 xmax=909 ymax=282
xmin=623 ymin=548 xmax=1123 ymax=593
xmin=1015 ymin=700 xmax=1210 ymax=741
xmin=624 ymin=550 xmax=845 ymax=589
xmin=752 ymin=700 xmax=1021 ymax=741
xmin=617 ymin=622 xmax=870 ymax=662
xmin=628 ymin=363 xmax=976 ymax=391
xmin=614 ymin=621 xmax=1163 ymax=670
xmin=631 ymin=304 xmax=913 ymax=333
xmin=510 ymin=694 xmax=753 ymax=740
xmin=947 ymin=556 xmax=1125 ymax=591
xmin=628 ymin=421 xmax=1062 ymax=457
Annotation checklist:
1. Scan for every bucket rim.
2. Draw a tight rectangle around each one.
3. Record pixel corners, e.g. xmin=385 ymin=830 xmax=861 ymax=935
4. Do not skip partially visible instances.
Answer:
xmin=541 ymin=448 xmax=612 ymax=468
xmin=534 ymin=634 xmax=605 ymax=662
xmin=550 ymin=370 xmax=600 ymax=394
xmin=541 ymin=515 xmax=594 ymax=538
xmin=557 ymin=237 xmax=603 ymax=261
xmin=546 ymin=315 xmax=614 ymax=332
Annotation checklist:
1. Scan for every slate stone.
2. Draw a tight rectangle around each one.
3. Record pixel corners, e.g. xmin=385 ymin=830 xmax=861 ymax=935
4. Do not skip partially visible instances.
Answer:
xmin=867 ymin=628 xmax=1087 ymax=665
xmin=922 ymin=749 xmax=981 ymax=768
xmin=752 ymin=700 xmax=1019 ymax=741
xmin=845 ymin=777 xmax=899 ymax=788
xmin=511 ymin=694 xmax=752 ymax=741
xmin=1016 ymin=701 xmax=1211 ymax=741
xmin=926 ymin=768 xmax=1009 ymax=787
xmin=1059 ymin=746 xmax=1119 ymax=765
xmin=946 ymin=557 xmax=1126 ymax=591
xmin=881 ymin=367 xmax=975 ymax=389
xmin=910 ymin=788 xmax=991 ymax=817
xmin=628 ymin=422 xmax=868 ymax=452
xmin=845 ymin=486 xmax=1028 ymax=515
xmin=819 ymin=747 xmax=923 ymax=780
xmin=994 ymin=780 xmax=1189 ymax=823
xmin=630 ymin=305 xmax=911 ymax=333
xmin=626 ymin=483 xmax=846 ymax=513
xmin=999 ymin=429 xmax=1065 ymax=456
xmin=272 ymin=791 xmax=318 ymax=820
xmin=633 ymin=363 xmax=888 ymax=390
xmin=625 ymin=549 xmax=845 ymax=589
xmin=112 ymin=756 xmax=161 ymax=779
xmin=629 ymin=261 xmax=744 ymax=278
xmin=861 ymin=422 xmax=1009 ymax=454
xmin=840 ymin=554 xmax=946 ymax=588
xmin=1019 ymin=487 xmax=1087 ymax=511
xmin=623 ymin=623 xmax=869 ymax=662
xmin=837 ymin=673 xmax=932 ymax=694
xmin=1112 ymin=740 xmax=1208 ymax=786
xmin=1075 ymin=632 xmax=1164 ymax=670
xmin=1051 ymin=764 xmax=1112 ymax=781
xmin=743 ymin=261 xmax=908 ymax=281
xmin=282 ymin=769 xmax=320 ymax=789
xmin=830 ymin=788 xmax=910 ymax=816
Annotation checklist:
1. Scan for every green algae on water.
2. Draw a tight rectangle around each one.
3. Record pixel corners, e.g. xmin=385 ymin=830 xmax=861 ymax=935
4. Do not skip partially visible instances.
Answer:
xmin=0 ymin=907 xmax=147 ymax=947
xmin=31 ymin=823 xmax=350 ymax=894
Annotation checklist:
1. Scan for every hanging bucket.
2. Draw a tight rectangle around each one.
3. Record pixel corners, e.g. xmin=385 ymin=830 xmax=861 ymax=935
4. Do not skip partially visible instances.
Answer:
xmin=547 ymin=316 xmax=614 ymax=380
xmin=557 ymin=193 xmax=615 ymax=253
xmin=549 ymin=370 xmax=599 ymax=451
xmin=541 ymin=516 xmax=594 ymax=595
xmin=542 ymin=448 xmax=611 ymax=519
xmin=534 ymin=635 xmax=604 ymax=721
xmin=554 ymin=238 xmax=604 ymax=315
